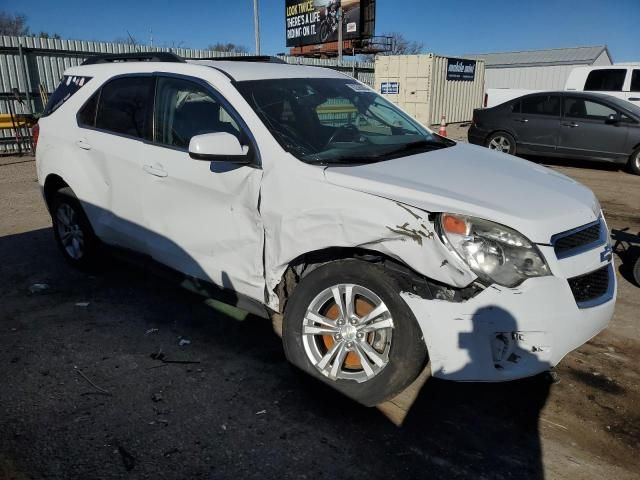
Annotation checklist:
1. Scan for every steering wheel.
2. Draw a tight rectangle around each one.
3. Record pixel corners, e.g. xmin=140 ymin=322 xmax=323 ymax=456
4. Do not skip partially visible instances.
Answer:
xmin=324 ymin=124 xmax=367 ymax=148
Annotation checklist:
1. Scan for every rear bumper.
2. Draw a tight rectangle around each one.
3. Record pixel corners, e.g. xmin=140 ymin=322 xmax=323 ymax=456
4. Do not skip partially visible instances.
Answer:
xmin=401 ymin=266 xmax=615 ymax=382
xmin=467 ymin=125 xmax=487 ymax=146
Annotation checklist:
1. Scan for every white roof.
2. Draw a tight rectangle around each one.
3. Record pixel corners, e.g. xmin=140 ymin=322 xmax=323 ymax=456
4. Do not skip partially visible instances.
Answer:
xmin=186 ymin=60 xmax=348 ymax=81
xmin=65 ymin=59 xmax=350 ymax=82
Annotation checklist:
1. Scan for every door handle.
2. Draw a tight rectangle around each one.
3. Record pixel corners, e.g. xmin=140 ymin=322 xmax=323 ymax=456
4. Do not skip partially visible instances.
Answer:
xmin=561 ymin=122 xmax=579 ymax=128
xmin=143 ymin=164 xmax=168 ymax=177
xmin=514 ymin=118 xmax=529 ymax=123
xmin=76 ymin=139 xmax=92 ymax=150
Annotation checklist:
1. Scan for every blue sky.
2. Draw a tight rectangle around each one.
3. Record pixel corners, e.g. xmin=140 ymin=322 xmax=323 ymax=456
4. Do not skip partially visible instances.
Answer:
xmin=2 ymin=0 xmax=638 ymax=61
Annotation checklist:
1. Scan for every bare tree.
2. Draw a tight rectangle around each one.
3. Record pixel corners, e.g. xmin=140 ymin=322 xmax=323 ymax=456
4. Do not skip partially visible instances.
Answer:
xmin=35 ymin=31 xmax=61 ymax=39
xmin=208 ymin=42 xmax=249 ymax=54
xmin=0 ymin=12 xmax=29 ymax=36
xmin=385 ymin=32 xmax=424 ymax=55
xmin=362 ymin=32 xmax=424 ymax=61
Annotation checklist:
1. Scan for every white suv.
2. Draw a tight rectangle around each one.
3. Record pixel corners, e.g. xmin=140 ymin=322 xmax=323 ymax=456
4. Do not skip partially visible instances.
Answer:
xmin=35 ymin=53 xmax=616 ymax=406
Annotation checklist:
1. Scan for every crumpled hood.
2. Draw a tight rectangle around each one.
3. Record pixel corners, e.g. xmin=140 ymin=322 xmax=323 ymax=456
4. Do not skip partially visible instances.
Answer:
xmin=324 ymin=143 xmax=599 ymax=243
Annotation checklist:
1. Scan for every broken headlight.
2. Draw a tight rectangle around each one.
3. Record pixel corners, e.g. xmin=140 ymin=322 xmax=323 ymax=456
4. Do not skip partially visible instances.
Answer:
xmin=437 ymin=213 xmax=550 ymax=288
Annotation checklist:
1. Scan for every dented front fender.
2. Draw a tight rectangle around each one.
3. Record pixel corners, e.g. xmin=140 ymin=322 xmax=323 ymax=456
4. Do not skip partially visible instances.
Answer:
xmin=260 ymin=166 xmax=476 ymax=311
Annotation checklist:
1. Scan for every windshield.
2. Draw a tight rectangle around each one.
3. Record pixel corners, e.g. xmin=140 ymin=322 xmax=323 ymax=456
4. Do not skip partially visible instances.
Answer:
xmin=235 ymin=78 xmax=454 ymax=165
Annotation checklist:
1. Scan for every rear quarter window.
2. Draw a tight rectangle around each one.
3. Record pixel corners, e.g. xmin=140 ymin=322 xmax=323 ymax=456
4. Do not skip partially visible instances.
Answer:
xmin=584 ymin=69 xmax=626 ymax=92
xmin=42 ymin=75 xmax=92 ymax=116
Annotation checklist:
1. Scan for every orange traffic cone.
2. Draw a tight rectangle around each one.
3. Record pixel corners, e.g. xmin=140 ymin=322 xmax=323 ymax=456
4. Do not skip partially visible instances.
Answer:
xmin=438 ymin=115 xmax=447 ymax=137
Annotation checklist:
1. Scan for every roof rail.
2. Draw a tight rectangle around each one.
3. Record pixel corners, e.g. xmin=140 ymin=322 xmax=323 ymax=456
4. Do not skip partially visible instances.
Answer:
xmin=81 ymin=52 xmax=185 ymax=65
xmin=189 ymin=55 xmax=286 ymax=64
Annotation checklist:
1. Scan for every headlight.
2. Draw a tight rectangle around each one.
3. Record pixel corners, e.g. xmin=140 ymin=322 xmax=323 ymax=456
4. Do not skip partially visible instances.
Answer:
xmin=437 ymin=213 xmax=550 ymax=287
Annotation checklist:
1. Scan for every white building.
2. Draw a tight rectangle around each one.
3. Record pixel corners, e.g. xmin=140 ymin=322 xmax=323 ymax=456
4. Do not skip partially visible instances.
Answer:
xmin=466 ymin=46 xmax=612 ymax=91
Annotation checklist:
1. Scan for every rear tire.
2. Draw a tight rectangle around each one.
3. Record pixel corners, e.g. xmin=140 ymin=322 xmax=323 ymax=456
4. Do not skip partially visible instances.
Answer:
xmin=633 ymin=255 xmax=640 ymax=287
xmin=628 ymin=148 xmax=640 ymax=175
xmin=486 ymin=132 xmax=517 ymax=155
xmin=282 ymin=260 xmax=428 ymax=406
xmin=50 ymin=187 xmax=100 ymax=271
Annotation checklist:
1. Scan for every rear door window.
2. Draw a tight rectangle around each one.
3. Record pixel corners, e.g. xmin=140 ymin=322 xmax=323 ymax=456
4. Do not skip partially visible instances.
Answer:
xmin=521 ymin=95 xmax=560 ymax=116
xmin=584 ymin=69 xmax=626 ymax=92
xmin=77 ymin=91 xmax=99 ymax=127
xmin=95 ymin=76 xmax=154 ymax=139
xmin=43 ymin=75 xmax=92 ymax=116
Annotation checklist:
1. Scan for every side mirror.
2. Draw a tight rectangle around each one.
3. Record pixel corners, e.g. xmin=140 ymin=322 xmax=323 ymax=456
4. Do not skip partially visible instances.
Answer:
xmin=605 ymin=113 xmax=621 ymax=125
xmin=188 ymin=132 xmax=251 ymax=164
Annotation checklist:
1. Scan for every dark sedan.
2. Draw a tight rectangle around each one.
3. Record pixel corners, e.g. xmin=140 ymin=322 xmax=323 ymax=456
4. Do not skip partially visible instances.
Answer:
xmin=468 ymin=91 xmax=640 ymax=175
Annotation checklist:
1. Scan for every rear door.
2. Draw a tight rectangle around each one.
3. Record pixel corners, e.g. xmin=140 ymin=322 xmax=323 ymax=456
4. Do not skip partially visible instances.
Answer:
xmin=558 ymin=96 xmax=630 ymax=160
xmin=510 ymin=94 xmax=561 ymax=153
xmin=140 ymin=74 xmax=265 ymax=301
xmin=76 ymin=75 xmax=154 ymax=251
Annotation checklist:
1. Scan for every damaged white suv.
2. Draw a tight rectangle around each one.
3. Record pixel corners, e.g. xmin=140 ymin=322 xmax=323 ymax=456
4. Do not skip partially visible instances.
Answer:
xmin=36 ymin=53 xmax=616 ymax=406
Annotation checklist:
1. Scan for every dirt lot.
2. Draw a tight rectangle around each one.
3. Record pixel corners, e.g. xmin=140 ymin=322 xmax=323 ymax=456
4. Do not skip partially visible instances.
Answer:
xmin=1 ymin=150 xmax=639 ymax=480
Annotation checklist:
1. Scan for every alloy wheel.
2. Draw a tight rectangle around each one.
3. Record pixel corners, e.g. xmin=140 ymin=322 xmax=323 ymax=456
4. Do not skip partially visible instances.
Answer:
xmin=302 ymin=284 xmax=394 ymax=383
xmin=489 ymin=136 xmax=512 ymax=153
xmin=55 ymin=202 xmax=85 ymax=260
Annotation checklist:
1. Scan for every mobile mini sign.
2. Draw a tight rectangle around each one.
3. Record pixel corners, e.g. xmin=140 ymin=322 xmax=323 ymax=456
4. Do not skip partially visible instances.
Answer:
xmin=446 ymin=58 xmax=476 ymax=81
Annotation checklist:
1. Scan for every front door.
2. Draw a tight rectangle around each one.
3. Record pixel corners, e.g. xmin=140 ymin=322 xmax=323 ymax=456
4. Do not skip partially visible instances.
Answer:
xmin=141 ymin=75 xmax=265 ymax=301
xmin=510 ymin=94 xmax=561 ymax=154
xmin=558 ymin=96 xmax=630 ymax=160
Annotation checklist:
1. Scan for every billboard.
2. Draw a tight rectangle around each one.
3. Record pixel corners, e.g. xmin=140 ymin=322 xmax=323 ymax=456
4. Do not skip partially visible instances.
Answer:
xmin=285 ymin=0 xmax=364 ymax=48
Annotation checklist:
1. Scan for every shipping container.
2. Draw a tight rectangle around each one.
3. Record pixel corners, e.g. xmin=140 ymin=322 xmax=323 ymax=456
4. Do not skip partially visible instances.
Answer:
xmin=375 ymin=54 xmax=485 ymax=126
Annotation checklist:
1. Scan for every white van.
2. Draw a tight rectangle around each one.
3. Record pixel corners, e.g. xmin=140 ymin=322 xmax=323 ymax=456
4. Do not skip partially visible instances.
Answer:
xmin=565 ymin=66 xmax=640 ymax=107
xmin=35 ymin=53 xmax=615 ymax=406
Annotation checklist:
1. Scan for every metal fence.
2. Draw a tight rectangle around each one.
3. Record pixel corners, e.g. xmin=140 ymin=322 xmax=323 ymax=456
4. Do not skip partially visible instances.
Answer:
xmin=0 ymin=35 xmax=375 ymax=153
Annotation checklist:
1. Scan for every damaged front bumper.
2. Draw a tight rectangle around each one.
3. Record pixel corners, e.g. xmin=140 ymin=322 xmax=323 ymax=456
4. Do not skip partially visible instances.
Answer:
xmin=401 ymin=265 xmax=616 ymax=382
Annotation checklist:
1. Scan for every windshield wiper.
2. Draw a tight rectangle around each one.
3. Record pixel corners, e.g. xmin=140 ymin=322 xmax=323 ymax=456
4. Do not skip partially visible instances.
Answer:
xmin=306 ymin=154 xmax=384 ymax=165
xmin=384 ymin=139 xmax=449 ymax=156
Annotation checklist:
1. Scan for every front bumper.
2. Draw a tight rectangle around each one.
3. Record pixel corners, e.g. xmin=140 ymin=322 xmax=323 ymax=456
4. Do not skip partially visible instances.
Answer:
xmin=401 ymin=263 xmax=616 ymax=381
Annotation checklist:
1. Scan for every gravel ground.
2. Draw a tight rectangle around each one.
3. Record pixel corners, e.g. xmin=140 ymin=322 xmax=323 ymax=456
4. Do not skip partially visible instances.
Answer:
xmin=1 ymin=147 xmax=639 ymax=480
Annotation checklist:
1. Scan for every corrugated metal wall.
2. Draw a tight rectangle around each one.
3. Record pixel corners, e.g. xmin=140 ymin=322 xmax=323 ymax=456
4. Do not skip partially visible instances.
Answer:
xmin=429 ymin=55 xmax=485 ymax=125
xmin=0 ymin=35 xmax=374 ymax=153
xmin=485 ymin=64 xmax=581 ymax=91
xmin=483 ymin=51 xmax=612 ymax=91
xmin=375 ymin=54 xmax=485 ymax=126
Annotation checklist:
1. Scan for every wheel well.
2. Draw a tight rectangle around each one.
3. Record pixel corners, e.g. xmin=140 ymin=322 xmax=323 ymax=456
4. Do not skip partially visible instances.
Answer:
xmin=486 ymin=129 xmax=517 ymax=145
xmin=43 ymin=174 xmax=69 ymax=210
xmin=273 ymin=247 xmax=478 ymax=314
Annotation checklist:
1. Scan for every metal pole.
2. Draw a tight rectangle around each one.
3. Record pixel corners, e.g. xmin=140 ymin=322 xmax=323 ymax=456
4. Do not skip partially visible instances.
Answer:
xmin=17 ymin=42 xmax=34 ymax=115
xmin=337 ymin=7 xmax=343 ymax=62
xmin=253 ymin=0 xmax=261 ymax=55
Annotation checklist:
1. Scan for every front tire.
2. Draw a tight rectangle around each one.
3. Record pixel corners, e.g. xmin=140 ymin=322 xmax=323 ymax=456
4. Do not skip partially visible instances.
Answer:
xmin=486 ymin=131 xmax=517 ymax=155
xmin=628 ymin=148 xmax=640 ymax=175
xmin=50 ymin=187 xmax=100 ymax=271
xmin=282 ymin=260 xmax=428 ymax=406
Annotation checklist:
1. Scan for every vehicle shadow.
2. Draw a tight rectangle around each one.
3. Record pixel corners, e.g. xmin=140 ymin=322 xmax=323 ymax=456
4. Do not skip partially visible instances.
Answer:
xmin=0 ymin=219 xmax=550 ymax=479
